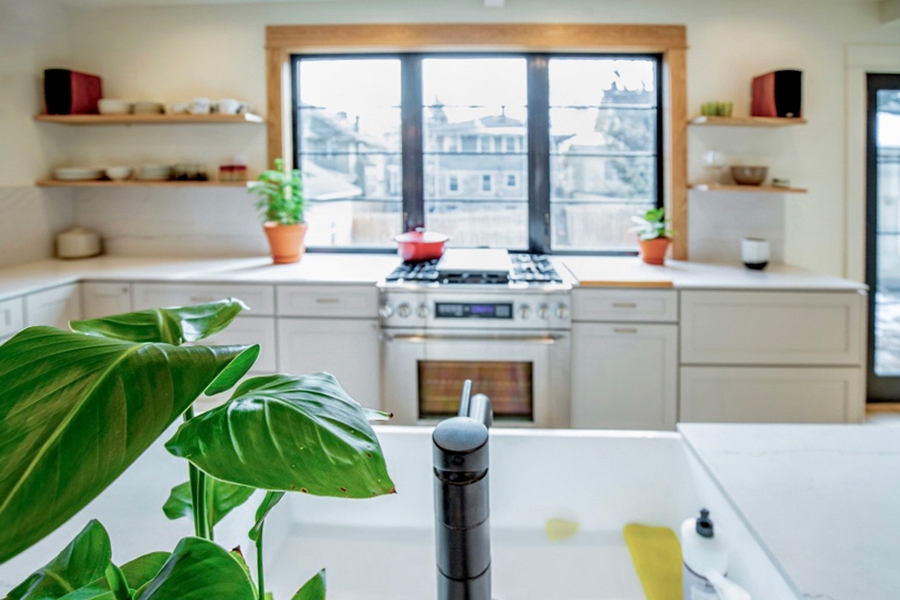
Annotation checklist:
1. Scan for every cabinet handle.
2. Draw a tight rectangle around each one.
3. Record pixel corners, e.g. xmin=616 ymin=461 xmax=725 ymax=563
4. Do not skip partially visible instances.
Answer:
xmin=612 ymin=302 xmax=638 ymax=308
xmin=189 ymin=296 xmax=214 ymax=303
xmin=613 ymin=327 xmax=638 ymax=334
xmin=315 ymin=298 xmax=340 ymax=304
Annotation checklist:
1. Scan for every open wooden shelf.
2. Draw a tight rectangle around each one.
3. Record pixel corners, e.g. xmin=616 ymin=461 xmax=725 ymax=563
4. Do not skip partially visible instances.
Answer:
xmin=689 ymin=183 xmax=807 ymax=194
xmin=689 ymin=116 xmax=806 ymax=127
xmin=36 ymin=179 xmax=250 ymax=188
xmin=34 ymin=113 xmax=265 ymax=125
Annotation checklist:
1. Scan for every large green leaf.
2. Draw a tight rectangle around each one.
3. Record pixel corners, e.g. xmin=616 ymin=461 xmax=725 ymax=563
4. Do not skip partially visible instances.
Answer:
xmin=0 ymin=327 xmax=256 ymax=564
xmin=131 ymin=538 xmax=256 ymax=600
xmin=6 ymin=520 xmax=111 ymax=600
xmin=165 ymin=373 xmax=395 ymax=498
xmin=69 ymin=299 xmax=248 ymax=346
xmin=162 ymin=479 xmax=255 ymax=528
xmin=291 ymin=569 xmax=326 ymax=600
xmin=58 ymin=552 xmax=170 ymax=600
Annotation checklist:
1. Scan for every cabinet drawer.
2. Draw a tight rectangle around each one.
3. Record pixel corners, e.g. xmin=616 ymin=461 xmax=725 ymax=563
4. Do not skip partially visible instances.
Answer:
xmin=681 ymin=291 xmax=864 ymax=366
xmin=680 ymin=366 xmax=864 ymax=423
xmin=0 ymin=296 xmax=25 ymax=339
xmin=197 ymin=316 xmax=277 ymax=373
xmin=572 ymin=323 xmax=678 ymax=430
xmin=26 ymin=284 xmax=82 ymax=328
xmin=277 ymin=318 xmax=380 ymax=408
xmin=277 ymin=285 xmax=378 ymax=318
xmin=572 ymin=289 xmax=678 ymax=323
xmin=132 ymin=283 xmax=275 ymax=316
xmin=82 ymin=282 xmax=133 ymax=319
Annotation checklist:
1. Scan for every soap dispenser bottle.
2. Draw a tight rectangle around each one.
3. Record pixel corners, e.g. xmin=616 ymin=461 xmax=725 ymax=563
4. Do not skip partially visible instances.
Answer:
xmin=681 ymin=508 xmax=728 ymax=600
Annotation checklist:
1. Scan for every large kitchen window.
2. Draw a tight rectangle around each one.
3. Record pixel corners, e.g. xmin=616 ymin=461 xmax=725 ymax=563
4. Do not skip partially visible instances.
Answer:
xmin=292 ymin=53 xmax=662 ymax=253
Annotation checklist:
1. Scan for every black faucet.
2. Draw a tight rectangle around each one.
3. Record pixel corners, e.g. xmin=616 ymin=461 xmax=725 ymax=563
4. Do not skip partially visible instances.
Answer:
xmin=433 ymin=380 xmax=493 ymax=600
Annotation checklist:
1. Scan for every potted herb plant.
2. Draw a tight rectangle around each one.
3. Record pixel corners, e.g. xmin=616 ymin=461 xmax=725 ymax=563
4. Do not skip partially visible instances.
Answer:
xmin=631 ymin=207 xmax=674 ymax=265
xmin=0 ymin=299 xmax=393 ymax=599
xmin=251 ymin=158 xmax=307 ymax=264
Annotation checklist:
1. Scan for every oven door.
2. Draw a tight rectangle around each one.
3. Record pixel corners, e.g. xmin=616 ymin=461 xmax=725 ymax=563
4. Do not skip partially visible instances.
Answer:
xmin=382 ymin=329 xmax=570 ymax=427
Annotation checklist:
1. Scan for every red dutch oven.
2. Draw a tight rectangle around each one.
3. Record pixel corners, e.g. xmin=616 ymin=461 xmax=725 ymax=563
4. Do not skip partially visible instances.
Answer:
xmin=393 ymin=227 xmax=450 ymax=262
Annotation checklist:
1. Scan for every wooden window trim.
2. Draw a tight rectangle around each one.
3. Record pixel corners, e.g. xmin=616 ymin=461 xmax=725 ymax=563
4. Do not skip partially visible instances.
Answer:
xmin=265 ymin=23 xmax=688 ymax=259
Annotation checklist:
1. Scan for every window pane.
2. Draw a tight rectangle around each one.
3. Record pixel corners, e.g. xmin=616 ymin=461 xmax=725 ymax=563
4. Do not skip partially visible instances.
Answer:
xmin=549 ymin=57 xmax=658 ymax=251
xmin=422 ymin=57 xmax=529 ymax=248
xmin=296 ymin=58 xmax=402 ymax=247
xmin=552 ymin=155 xmax=656 ymax=203
xmin=552 ymin=201 xmax=655 ymax=251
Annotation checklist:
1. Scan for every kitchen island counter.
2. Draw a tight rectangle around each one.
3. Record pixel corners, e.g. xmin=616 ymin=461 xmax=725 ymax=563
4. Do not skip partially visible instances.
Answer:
xmin=681 ymin=423 xmax=900 ymax=600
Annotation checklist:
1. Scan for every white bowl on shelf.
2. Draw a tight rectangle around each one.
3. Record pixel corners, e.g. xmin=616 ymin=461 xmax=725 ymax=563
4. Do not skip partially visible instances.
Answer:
xmin=105 ymin=166 xmax=133 ymax=181
xmin=137 ymin=164 xmax=172 ymax=181
xmin=53 ymin=167 xmax=105 ymax=181
xmin=97 ymin=99 xmax=133 ymax=115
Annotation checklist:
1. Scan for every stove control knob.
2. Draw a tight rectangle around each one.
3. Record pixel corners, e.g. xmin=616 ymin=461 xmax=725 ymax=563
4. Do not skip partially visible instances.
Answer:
xmin=556 ymin=303 xmax=570 ymax=320
xmin=379 ymin=304 xmax=394 ymax=319
xmin=519 ymin=304 xmax=532 ymax=319
xmin=538 ymin=304 xmax=550 ymax=320
xmin=397 ymin=303 xmax=412 ymax=318
xmin=417 ymin=303 xmax=429 ymax=318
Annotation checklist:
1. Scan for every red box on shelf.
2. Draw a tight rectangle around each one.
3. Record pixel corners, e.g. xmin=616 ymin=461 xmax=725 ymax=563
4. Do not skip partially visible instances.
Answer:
xmin=43 ymin=69 xmax=103 ymax=115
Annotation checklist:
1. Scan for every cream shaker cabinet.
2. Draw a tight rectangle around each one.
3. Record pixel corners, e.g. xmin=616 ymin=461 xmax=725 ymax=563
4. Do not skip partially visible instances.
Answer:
xmin=25 ymin=284 xmax=82 ymax=328
xmin=277 ymin=318 xmax=381 ymax=409
xmin=82 ymin=282 xmax=133 ymax=319
xmin=570 ymin=290 xmax=679 ymax=430
xmin=572 ymin=322 xmax=678 ymax=430
xmin=679 ymin=290 xmax=867 ymax=423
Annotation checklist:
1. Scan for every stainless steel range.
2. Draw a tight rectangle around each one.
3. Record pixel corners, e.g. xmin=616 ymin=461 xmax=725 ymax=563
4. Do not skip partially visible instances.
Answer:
xmin=379 ymin=249 xmax=572 ymax=428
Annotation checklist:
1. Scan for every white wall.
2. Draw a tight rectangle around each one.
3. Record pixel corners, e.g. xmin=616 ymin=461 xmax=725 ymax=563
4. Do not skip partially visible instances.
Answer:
xmin=0 ymin=0 xmax=75 ymax=267
xmin=13 ymin=0 xmax=900 ymax=273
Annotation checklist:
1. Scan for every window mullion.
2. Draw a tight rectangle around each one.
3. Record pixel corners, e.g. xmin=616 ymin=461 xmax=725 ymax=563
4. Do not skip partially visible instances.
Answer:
xmin=401 ymin=54 xmax=424 ymax=232
xmin=527 ymin=54 xmax=551 ymax=254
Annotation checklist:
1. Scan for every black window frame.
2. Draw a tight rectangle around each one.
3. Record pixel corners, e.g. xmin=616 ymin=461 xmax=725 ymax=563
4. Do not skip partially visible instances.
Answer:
xmin=291 ymin=51 xmax=664 ymax=255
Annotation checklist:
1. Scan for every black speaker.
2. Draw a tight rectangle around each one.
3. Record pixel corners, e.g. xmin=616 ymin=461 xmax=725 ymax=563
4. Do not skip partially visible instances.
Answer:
xmin=751 ymin=70 xmax=802 ymax=118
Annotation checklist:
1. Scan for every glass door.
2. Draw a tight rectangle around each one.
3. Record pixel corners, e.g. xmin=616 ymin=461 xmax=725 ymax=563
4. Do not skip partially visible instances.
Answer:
xmin=867 ymin=74 xmax=900 ymax=400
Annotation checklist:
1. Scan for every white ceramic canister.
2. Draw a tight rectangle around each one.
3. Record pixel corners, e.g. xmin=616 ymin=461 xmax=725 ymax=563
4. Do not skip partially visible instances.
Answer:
xmin=56 ymin=226 xmax=102 ymax=259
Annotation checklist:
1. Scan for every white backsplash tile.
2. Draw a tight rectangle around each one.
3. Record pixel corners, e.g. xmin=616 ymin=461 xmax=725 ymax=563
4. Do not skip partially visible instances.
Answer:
xmin=0 ymin=186 xmax=74 ymax=267
xmin=687 ymin=191 xmax=785 ymax=264
xmin=72 ymin=187 xmax=268 ymax=257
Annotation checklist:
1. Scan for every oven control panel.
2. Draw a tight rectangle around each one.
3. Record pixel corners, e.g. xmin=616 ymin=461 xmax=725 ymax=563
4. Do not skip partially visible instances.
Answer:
xmin=435 ymin=302 xmax=513 ymax=319
xmin=379 ymin=292 xmax=570 ymax=329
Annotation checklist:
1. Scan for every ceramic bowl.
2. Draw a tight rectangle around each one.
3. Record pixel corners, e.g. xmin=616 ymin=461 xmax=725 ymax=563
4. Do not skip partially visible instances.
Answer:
xmin=730 ymin=166 xmax=768 ymax=186
xmin=105 ymin=166 xmax=133 ymax=181
xmin=98 ymin=99 xmax=133 ymax=115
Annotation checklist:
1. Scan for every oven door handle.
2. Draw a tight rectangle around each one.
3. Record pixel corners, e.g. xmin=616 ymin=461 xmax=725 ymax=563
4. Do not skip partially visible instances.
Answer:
xmin=382 ymin=332 xmax=567 ymax=343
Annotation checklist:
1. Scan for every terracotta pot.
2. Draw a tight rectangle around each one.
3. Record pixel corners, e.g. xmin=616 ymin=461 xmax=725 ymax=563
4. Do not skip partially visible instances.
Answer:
xmin=639 ymin=237 xmax=670 ymax=265
xmin=264 ymin=222 xmax=307 ymax=264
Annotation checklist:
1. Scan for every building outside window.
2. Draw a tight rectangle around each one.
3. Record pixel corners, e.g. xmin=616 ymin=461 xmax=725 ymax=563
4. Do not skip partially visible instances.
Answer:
xmin=292 ymin=54 xmax=662 ymax=252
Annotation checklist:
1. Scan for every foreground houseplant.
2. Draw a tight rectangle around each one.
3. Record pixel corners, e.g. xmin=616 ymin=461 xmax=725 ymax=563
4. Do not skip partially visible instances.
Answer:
xmin=0 ymin=299 xmax=393 ymax=599
xmin=251 ymin=158 xmax=307 ymax=264
xmin=631 ymin=207 xmax=674 ymax=265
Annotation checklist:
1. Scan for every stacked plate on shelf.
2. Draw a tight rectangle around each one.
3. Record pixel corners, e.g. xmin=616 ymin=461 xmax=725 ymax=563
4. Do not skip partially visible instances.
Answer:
xmin=52 ymin=167 xmax=104 ymax=181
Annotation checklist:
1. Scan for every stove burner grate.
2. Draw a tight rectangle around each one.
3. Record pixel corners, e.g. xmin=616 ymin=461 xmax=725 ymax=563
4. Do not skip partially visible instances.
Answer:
xmin=385 ymin=253 xmax=562 ymax=284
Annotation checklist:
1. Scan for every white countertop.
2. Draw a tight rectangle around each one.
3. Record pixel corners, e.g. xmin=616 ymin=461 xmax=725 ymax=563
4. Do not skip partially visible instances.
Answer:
xmin=558 ymin=256 xmax=867 ymax=292
xmin=0 ymin=254 xmax=865 ymax=302
xmin=680 ymin=423 xmax=900 ymax=600
xmin=0 ymin=254 xmax=400 ymax=301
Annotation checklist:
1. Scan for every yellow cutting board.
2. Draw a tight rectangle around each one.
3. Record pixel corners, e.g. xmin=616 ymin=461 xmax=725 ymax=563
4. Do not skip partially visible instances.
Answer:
xmin=563 ymin=257 xmax=674 ymax=288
